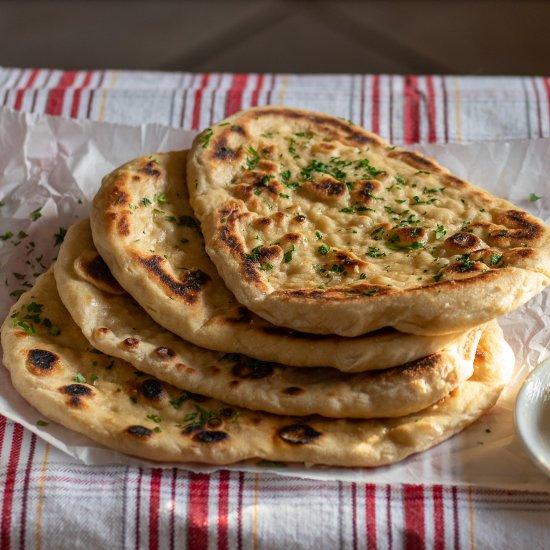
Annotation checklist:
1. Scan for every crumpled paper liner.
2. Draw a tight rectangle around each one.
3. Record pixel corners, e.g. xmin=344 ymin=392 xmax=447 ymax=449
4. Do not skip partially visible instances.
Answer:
xmin=0 ymin=107 xmax=549 ymax=489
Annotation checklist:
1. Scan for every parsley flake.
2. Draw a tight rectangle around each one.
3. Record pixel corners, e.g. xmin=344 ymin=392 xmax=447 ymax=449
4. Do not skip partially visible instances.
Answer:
xmin=530 ymin=192 xmax=542 ymax=202
xmin=54 ymin=227 xmax=67 ymax=246
xmin=284 ymin=245 xmax=296 ymax=263
xmin=366 ymin=247 xmax=386 ymax=258
xmin=245 ymin=146 xmax=261 ymax=170
xmin=434 ymin=224 xmax=446 ymax=240
xmin=199 ymin=128 xmax=213 ymax=148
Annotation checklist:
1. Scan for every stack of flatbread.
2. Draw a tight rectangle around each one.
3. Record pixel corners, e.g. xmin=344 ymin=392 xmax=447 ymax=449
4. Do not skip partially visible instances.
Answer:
xmin=3 ymin=107 xmax=550 ymax=467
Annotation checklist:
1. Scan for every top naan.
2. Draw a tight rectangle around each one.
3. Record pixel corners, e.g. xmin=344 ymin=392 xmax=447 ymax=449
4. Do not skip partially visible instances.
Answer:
xmin=188 ymin=106 xmax=550 ymax=336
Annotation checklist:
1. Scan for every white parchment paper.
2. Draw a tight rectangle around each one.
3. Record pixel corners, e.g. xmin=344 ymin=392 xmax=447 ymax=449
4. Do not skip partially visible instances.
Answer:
xmin=0 ymin=107 xmax=549 ymax=490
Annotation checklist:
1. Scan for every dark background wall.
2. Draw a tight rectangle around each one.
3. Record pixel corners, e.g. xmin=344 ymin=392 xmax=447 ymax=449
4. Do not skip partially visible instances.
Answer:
xmin=1 ymin=0 xmax=549 ymax=74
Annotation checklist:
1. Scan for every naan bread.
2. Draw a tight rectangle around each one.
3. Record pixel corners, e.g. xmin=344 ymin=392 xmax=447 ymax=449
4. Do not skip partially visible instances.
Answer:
xmin=1 ymin=271 xmax=512 ymax=467
xmin=187 ymin=107 xmax=550 ymax=336
xmin=55 ymin=219 xmax=481 ymax=419
xmin=90 ymin=150 xmax=464 ymax=371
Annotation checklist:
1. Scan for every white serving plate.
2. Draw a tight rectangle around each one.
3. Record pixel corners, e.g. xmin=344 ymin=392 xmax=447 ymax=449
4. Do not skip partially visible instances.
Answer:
xmin=515 ymin=356 xmax=550 ymax=477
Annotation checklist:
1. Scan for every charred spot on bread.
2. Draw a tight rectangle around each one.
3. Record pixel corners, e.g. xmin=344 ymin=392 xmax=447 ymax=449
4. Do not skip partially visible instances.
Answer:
xmin=231 ymin=360 xmax=274 ymax=379
xmin=154 ymin=347 xmax=176 ymax=359
xmin=122 ymin=337 xmax=140 ymax=348
xmin=139 ymin=379 xmax=165 ymax=400
xmin=283 ymin=387 xmax=304 ymax=396
xmin=135 ymin=254 xmax=208 ymax=304
xmin=304 ymin=177 xmax=347 ymax=200
xmin=61 ymin=384 xmax=93 ymax=408
xmin=352 ymin=180 xmax=383 ymax=205
xmin=193 ymin=430 xmax=228 ymax=443
xmin=27 ymin=349 xmax=59 ymax=375
xmin=107 ymin=186 xmax=130 ymax=207
xmin=498 ymin=210 xmax=543 ymax=242
xmin=141 ymin=161 xmax=161 ymax=178
xmin=389 ymin=151 xmax=440 ymax=172
xmin=127 ymin=425 xmax=153 ymax=438
xmin=278 ymin=424 xmax=322 ymax=444
xmin=212 ymin=137 xmax=239 ymax=161
xmin=444 ymin=232 xmax=482 ymax=255
xmin=76 ymin=253 xmax=125 ymax=294
xmin=116 ymin=214 xmax=131 ymax=237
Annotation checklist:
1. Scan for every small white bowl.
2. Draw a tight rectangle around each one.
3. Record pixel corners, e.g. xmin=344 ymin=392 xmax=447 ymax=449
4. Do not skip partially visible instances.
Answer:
xmin=514 ymin=356 xmax=550 ymax=477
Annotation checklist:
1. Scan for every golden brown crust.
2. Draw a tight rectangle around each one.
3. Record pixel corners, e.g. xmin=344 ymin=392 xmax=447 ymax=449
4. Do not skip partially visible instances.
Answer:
xmin=187 ymin=106 xmax=550 ymax=336
xmin=56 ymin=222 xmax=483 ymax=418
xmin=1 ymin=272 xmax=514 ymax=467
xmin=91 ymin=154 xmax=466 ymax=369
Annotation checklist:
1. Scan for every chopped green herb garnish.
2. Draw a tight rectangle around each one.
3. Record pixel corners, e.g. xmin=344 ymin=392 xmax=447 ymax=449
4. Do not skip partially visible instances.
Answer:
xmin=433 ymin=272 xmax=445 ymax=282
xmin=181 ymin=405 xmax=232 ymax=430
xmin=315 ymin=231 xmax=323 ymax=241
xmin=0 ymin=231 xmax=13 ymax=241
xmin=74 ymin=373 xmax=87 ymax=384
xmin=370 ymin=227 xmax=385 ymax=240
xmin=318 ymin=245 xmax=330 ymax=256
xmin=199 ymin=128 xmax=213 ymax=148
xmin=284 ymin=245 xmax=296 ymax=263
xmin=301 ymin=159 xmax=347 ymax=183
xmin=218 ymin=122 xmax=230 ymax=126
xmin=434 ymin=224 xmax=446 ymax=240
xmin=340 ymin=205 xmax=374 ymax=214
xmin=457 ymin=254 xmax=473 ymax=272
xmin=54 ymin=227 xmax=67 ymax=246
xmin=331 ymin=264 xmax=345 ymax=273
xmin=279 ymin=193 xmax=289 ymax=199
xmin=530 ymin=192 xmax=542 ymax=202
xmin=363 ymin=288 xmax=378 ymax=296
xmin=489 ymin=253 xmax=502 ymax=266
xmin=366 ymin=247 xmax=386 ymax=258
xmin=394 ymin=175 xmax=407 ymax=185
xmin=245 ymin=146 xmax=261 ymax=170
xmin=359 ymin=273 xmax=367 ymax=280
xmin=281 ymin=170 xmax=291 ymax=181
xmin=31 ymin=208 xmax=42 ymax=221
xmin=354 ymin=158 xmax=385 ymax=177
xmin=17 ymin=231 xmax=28 ymax=239
xmin=245 ymin=245 xmax=264 ymax=263
xmin=146 ymin=414 xmax=162 ymax=424
xmin=36 ymin=420 xmax=49 ymax=427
